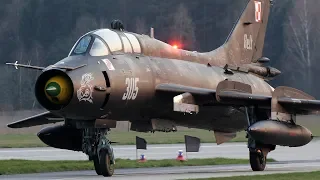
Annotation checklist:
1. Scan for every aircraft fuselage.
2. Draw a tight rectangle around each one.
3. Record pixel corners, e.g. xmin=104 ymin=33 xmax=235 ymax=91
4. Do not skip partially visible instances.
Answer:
xmin=38 ymin=53 xmax=274 ymax=132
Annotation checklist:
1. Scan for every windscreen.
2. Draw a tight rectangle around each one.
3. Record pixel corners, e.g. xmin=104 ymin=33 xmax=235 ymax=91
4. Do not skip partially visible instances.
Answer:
xmin=72 ymin=35 xmax=92 ymax=55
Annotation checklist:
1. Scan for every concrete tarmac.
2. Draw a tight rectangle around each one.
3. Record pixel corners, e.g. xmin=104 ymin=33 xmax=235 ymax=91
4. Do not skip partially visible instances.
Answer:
xmin=1 ymin=161 xmax=320 ymax=180
xmin=1 ymin=142 xmax=320 ymax=179
xmin=1 ymin=141 xmax=320 ymax=161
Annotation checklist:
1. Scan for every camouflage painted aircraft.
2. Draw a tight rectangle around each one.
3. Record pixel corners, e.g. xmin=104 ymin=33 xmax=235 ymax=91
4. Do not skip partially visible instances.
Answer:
xmin=5 ymin=0 xmax=320 ymax=177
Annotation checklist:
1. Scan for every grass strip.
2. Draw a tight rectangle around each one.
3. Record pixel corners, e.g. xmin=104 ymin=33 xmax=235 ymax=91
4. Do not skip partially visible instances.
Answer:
xmin=0 ymin=158 xmax=275 ymax=175
xmin=185 ymin=171 xmax=320 ymax=180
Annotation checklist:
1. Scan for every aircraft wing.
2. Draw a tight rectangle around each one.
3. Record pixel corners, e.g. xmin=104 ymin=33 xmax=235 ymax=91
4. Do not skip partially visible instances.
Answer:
xmin=217 ymin=90 xmax=271 ymax=106
xmin=7 ymin=111 xmax=64 ymax=128
xmin=216 ymin=81 xmax=320 ymax=121
xmin=156 ymin=81 xmax=320 ymax=120
xmin=155 ymin=81 xmax=271 ymax=107
xmin=156 ymin=83 xmax=215 ymax=96
xmin=218 ymin=90 xmax=320 ymax=110
xmin=277 ymin=97 xmax=320 ymax=112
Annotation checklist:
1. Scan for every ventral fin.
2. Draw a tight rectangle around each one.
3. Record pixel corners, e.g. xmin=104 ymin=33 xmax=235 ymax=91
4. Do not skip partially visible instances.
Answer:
xmin=214 ymin=131 xmax=237 ymax=145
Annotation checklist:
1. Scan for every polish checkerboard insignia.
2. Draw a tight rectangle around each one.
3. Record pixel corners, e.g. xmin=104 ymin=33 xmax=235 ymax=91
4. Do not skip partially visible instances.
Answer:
xmin=255 ymin=1 xmax=262 ymax=22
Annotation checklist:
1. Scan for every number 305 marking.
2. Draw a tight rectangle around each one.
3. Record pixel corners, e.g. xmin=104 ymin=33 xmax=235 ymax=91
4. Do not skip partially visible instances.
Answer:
xmin=122 ymin=78 xmax=139 ymax=100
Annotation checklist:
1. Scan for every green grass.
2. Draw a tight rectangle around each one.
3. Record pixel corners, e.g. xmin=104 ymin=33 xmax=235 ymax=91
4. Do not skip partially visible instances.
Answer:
xmin=0 ymin=130 xmax=248 ymax=148
xmin=185 ymin=171 xmax=320 ymax=180
xmin=0 ymin=134 xmax=44 ymax=148
xmin=0 ymin=158 xmax=275 ymax=175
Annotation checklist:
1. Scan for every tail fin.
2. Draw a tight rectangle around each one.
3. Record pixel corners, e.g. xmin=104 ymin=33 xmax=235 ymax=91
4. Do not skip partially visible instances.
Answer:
xmin=212 ymin=0 xmax=272 ymax=65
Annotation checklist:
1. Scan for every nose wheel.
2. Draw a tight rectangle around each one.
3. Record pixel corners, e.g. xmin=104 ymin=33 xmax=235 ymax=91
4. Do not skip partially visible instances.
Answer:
xmin=93 ymin=155 xmax=101 ymax=175
xmin=82 ymin=128 xmax=115 ymax=177
xmin=99 ymin=149 xmax=115 ymax=177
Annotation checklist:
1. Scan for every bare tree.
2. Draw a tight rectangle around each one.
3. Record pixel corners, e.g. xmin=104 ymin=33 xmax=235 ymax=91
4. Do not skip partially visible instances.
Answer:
xmin=0 ymin=0 xmax=29 ymax=110
xmin=2 ymin=0 xmax=28 ymax=37
xmin=283 ymin=0 xmax=320 ymax=93
xmin=45 ymin=14 xmax=99 ymax=63
xmin=170 ymin=3 xmax=196 ymax=50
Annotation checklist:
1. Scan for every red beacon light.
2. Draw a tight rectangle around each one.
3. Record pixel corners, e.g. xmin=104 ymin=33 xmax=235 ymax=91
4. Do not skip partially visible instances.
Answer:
xmin=169 ymin=40 xmax=181 ymax=49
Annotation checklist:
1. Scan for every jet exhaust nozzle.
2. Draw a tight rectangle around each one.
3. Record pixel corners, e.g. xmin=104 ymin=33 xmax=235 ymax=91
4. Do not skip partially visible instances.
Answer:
xmin=248 ymin=120 xmax=313 ymax=147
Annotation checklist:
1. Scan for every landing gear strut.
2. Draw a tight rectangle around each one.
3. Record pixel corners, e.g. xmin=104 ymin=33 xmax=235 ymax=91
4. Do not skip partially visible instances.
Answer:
xmin=245 ymin=107 xmax=275 ymax=171
xmin=82 ymin=128 xmax=115 ymax=177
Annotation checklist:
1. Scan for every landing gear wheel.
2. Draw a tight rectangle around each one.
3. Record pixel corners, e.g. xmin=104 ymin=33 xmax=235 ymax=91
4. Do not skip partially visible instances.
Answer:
xmin=93 ymin=155 xmax=102 ymax=175
xmin=82 ymin=128 xmax=115 ymax=177
xmin=250 ymin=150 xmax=266 ymax=171
xmin=99 ymin=149 xmax=114 ymax=177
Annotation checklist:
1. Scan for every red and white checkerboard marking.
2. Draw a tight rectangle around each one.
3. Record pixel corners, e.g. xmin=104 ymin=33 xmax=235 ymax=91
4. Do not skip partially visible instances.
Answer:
xmin=102 ymin=59 xmax=115 ymax=71
xmin=255 ymin=1 xmax=262 ymax=22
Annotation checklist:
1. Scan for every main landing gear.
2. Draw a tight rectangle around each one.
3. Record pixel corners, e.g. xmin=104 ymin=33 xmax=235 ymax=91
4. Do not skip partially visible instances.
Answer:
xmin=245 ymin=107 xmax=275 ymax=171
xmin=82 ymin=128 xmax=115 ymax=177
xmin=248 ymin=139 xmax=272 ymax=171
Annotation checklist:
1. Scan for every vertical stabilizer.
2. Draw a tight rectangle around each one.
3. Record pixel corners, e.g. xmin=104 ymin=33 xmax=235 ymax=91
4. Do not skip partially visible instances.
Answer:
xmin=209 ymin=0 xmax=272 ymax=65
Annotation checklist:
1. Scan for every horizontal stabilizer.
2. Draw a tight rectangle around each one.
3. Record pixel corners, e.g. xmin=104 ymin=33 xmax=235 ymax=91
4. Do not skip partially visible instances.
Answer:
xmin=7 ymin=111 xmax=64 ymax=129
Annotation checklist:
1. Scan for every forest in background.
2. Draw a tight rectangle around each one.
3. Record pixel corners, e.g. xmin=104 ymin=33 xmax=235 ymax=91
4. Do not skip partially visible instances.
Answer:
xmin=0 ymin=0 xmax=319 ymax=111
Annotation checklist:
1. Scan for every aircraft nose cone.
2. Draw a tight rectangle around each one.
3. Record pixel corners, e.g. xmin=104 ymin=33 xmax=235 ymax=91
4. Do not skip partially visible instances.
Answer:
xmin=45 ymin=82 xmax=61 ymax=97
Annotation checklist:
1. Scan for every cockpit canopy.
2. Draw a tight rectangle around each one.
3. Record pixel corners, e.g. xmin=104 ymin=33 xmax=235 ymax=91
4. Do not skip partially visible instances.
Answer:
xmin=68 ymin=29 xmax=141 ymax=57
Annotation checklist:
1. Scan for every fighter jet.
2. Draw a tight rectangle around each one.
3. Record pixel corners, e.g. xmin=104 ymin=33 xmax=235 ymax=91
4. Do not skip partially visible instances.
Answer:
xmin=5 ymin=0 xmax=319 ymax=177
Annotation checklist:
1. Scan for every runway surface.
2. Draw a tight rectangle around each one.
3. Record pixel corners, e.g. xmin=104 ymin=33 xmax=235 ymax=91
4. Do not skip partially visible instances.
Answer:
xmin=1 ymin=161 xmax=320 ymax=180
xmin=1 ymin=141 xmax=320 ymax=161
xmin=1 ymin=142 xmax=320 ymax=179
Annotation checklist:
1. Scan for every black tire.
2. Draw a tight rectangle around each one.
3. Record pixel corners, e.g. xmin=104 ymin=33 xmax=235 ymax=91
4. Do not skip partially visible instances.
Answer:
xmin=93 ymin=155 xmax=102 ymax=175
xmin=99 ymin=149 xmax=114 ymax=177
xmin=250 ymin=151 xmax=266 ymax=171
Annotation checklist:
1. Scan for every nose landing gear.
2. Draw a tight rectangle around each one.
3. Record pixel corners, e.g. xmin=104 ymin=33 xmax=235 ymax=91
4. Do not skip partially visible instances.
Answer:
xmin=82 ymin=128 xmax=115 ymax=177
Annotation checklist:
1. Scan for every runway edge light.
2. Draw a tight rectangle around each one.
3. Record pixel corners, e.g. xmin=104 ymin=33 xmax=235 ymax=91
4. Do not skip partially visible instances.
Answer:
xmin=176 ymin=150 xmax=186 ymax=162
xmin=138 ymin=154 xmax=147 ymax=163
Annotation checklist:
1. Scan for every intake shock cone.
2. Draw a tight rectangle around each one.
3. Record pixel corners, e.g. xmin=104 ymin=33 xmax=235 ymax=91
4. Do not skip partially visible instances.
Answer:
xmin=44 ymin=76 xmax=73 ymax=105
